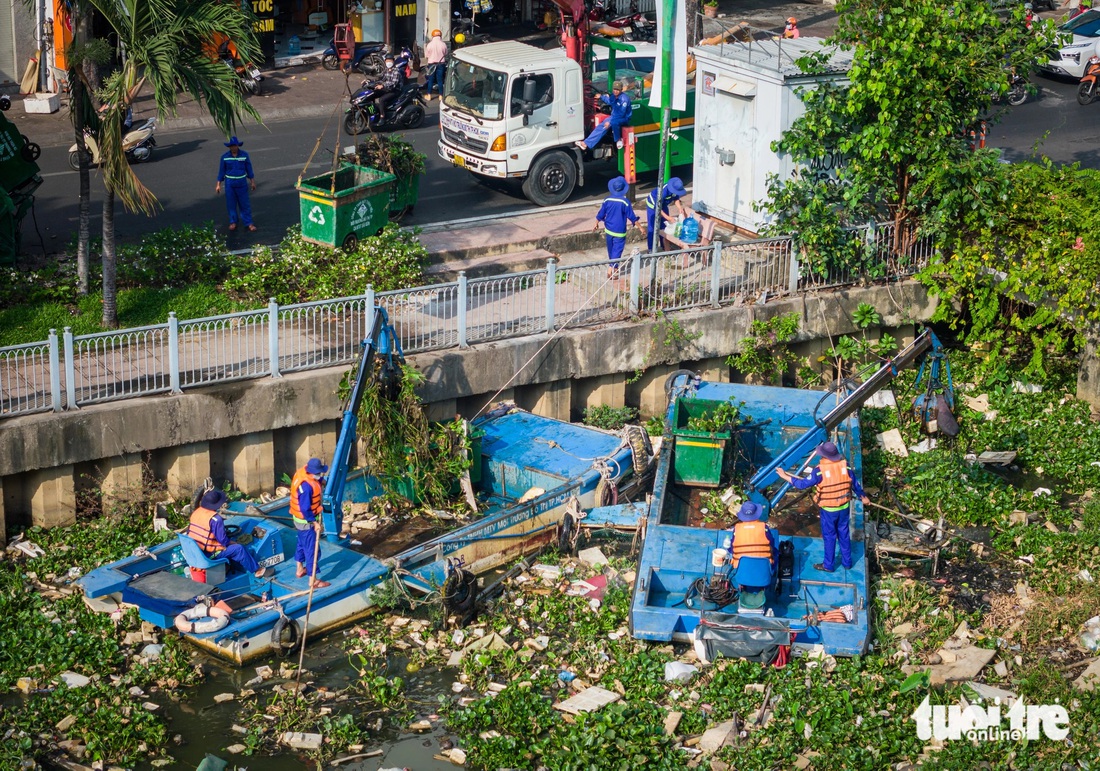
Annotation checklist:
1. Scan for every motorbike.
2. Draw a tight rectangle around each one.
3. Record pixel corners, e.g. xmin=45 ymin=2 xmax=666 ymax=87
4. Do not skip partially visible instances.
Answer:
xmin=322 ymin=37 xmax=388 ymax=77
xmin=588 ymin=0 xmax=656 ymax=42
xmin=450 ymin=12 xmax=491 ymax=47
xmin=68 ymin=117 xmax=157 ymax=170
xmin=1078 ymin=55 xmax=1100 ymax=105
xmin=343 ymin=79 xmax=425 ymax=135
xmin=223 ymin=54 xmax=264 ymax=95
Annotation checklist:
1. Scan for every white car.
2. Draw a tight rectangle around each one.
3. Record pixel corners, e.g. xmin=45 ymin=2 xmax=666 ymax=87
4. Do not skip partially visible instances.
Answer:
xmin=1042 ymin=8 xmax=1100 ymax=79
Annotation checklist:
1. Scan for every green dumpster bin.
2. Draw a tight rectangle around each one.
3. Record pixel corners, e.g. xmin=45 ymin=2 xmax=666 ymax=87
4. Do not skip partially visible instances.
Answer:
xmin=297 ymin=163 xmax=394 ymax=250
xmin=388 ymin=173 xmax=420 ymax=219
xmin=671 ymin=398 xmax=734 ymax=488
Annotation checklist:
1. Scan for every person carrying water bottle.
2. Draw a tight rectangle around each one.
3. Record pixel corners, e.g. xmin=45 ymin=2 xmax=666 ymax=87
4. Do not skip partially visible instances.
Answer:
xmin=593 ymin=176 xmax=639 ymax=278
xmin=644 ymin=177 xmax=689 ymax=252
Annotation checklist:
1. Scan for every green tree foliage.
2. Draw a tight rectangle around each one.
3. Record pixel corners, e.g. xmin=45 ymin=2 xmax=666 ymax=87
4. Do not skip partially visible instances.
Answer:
xmin=762 ymin=0 xmax=1054 ymax=273
xmin=925 ymin=161 xmax=1098 ymax=378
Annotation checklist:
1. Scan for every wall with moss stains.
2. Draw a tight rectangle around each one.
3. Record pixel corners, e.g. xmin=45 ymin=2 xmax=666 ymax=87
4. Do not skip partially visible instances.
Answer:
xmin=0 ymin=281 xmax=938 ymax=533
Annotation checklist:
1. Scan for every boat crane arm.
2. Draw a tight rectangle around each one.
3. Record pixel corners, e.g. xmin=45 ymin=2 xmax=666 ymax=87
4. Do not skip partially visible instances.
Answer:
xmin=321 ymin=306 xmax=404 ymax=542
xmin=746 ymin=329 xmax=947 ymax=511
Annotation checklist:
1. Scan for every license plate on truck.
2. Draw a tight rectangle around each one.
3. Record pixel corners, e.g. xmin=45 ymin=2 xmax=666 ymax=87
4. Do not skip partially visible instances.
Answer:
xmin=452 ymin=154 xmax=465 ymax=168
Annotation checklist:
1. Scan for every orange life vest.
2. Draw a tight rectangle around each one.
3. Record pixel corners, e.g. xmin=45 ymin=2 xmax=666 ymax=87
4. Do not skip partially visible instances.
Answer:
xmin=289 ymin=468 xmax=323 ymax=524
xmin=188 ymin=507 xmax=221 ymax=554
xmin=814 ymin=457 xmax=851 ymax=510
xmin=731 ymin=521 xmax=773 ymax=566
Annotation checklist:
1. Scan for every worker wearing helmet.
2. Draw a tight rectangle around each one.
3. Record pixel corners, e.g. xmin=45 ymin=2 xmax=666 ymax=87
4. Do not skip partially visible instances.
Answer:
xmin=424 ymin=29 xmax=448 ymax=101
xmin=783 ymin=17 xmax=800 ymax=38
xmin=776 ymin=441 xmax=869 ymax=573
xmin=644 ymin=177 xmax=688 ymax=252
xmin=374 ymin=53 xmax=405 ymax=121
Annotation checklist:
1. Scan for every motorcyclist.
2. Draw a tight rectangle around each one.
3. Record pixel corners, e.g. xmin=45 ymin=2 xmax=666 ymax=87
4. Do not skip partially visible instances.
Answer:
xmin=374 ymin=53 xmax=405 ymax=122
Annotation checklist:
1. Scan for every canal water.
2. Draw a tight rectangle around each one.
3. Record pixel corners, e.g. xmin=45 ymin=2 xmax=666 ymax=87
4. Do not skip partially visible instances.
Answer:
xmin=155 ymin=630 xmax=457 ymax=771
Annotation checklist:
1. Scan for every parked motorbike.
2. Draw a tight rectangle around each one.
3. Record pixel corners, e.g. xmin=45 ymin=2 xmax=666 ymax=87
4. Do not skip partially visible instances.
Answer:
xmin=1078 ymin=55 xmax=1100 ymax=105
xmin=68 ymin=117 xmax=157 ymax=170
xmin=588 ymin=0 xmax=656 ymax=42
xmin=450 ymin=13 xmax=491 ymax=47
xmin=343 ymin=80 xmax=425 ymax=135
xmin=224 ymin=55 xmax=264 ymax=95
xmin=322 ymin=37 xmax=387 ymax=77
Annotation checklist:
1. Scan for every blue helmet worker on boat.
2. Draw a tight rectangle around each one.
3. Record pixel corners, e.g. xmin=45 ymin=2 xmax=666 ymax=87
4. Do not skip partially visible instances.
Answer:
xmin=727 ymin=501 xmax=778 ymax=571
xmin=291 ymin=457 xmax=331 ymax=589
xmin=775 ymin=441 xmax=870 ymax=573
xmin=188 ymin=489 xmax=272 ymax=579
xmin=645 ymin=177 xmax=689 ymax=252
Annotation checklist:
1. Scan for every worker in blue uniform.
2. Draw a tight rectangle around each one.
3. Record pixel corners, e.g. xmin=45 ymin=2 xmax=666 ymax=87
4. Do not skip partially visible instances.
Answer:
xmin=187 ymin=489 xmax=272 ymax=579
xmin=215 ymin=136 xmax=256 ymax=232
xmin=593 ymin=176 xmax=639 ymax=278
xmin=576 ymin=81 xmax=633 ymax=150
xmin=645 ymin=177 xmax=689 ymax=252
xmin=776 ymin=441 xmax=869 ymax=573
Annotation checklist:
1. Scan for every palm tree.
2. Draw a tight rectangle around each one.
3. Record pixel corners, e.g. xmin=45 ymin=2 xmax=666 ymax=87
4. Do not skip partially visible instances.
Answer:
xmin=75 ymin=0 xmax=262 ymax=328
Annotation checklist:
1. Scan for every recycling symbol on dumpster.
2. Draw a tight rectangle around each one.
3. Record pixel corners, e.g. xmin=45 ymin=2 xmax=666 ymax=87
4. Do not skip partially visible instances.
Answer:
xmin=307 ymin=205 xmax=326 ymax=225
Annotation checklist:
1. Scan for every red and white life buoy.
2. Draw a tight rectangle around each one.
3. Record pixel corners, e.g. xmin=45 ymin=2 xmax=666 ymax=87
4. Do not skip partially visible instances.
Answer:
xmin=174 ymin=602 xmax=231 ymax=634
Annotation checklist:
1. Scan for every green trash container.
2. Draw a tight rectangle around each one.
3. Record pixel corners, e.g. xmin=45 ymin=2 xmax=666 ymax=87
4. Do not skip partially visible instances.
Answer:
xmin=388 ymin=173 xmax=421 ymax=219
xmin=671 ymin=398 xmax=734 ymax=488
xmin=297 ymin=163 xmax=395 ymax=250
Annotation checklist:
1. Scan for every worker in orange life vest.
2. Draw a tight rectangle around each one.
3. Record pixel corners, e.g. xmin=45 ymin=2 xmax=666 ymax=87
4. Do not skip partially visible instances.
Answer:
xmin=728 ymin=501 xmax=778 ymax=573
xmin=187 ymin=489 xmax=272 ymax=579
xmin=776 ymin=441 xmax=869 ymax=573
xmin=290 ymin=457 xmax=331 ymax=589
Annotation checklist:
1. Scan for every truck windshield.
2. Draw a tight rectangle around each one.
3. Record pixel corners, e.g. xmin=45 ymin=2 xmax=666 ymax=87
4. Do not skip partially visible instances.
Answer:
xmin=444 ymin=62 xmax=507 ymax=120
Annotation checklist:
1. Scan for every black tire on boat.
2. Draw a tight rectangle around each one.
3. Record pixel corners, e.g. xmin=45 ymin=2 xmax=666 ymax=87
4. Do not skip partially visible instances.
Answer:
xmin=271 ymin=616 xmax=301 ymax=656
xmin=625 ymin=425 xmax=652 ymax=474
xmin=442 ymin=568 xmax=478 ymax=617
xmin=595 ymin=476 xmax=615 ymax=508
xmin=558 ymin=509 xmax=577 ymax=555
xmin=664 ymin=369 xmax=697 ymax=400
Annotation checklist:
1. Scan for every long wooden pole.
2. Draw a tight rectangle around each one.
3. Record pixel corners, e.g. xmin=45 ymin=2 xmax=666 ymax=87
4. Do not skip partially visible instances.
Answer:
xmin=294 ymin=523 xmax=323 ymax=690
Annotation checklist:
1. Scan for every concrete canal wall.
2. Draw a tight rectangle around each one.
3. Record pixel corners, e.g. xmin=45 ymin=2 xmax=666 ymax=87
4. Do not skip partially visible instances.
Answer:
xmin=0 ymin=282 xmax=937 ymax=538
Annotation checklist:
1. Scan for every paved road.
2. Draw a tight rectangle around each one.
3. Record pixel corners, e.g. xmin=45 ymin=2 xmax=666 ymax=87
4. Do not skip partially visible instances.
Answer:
xmin=24 ymin=101 xmax=646 ymax=251
xmin=22 ymin=70 xmax=1098 ymax=252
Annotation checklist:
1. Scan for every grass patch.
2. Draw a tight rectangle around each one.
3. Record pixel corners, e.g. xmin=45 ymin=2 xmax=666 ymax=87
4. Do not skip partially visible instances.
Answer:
xmin=0 ymin=284 xmax=243 ymax=345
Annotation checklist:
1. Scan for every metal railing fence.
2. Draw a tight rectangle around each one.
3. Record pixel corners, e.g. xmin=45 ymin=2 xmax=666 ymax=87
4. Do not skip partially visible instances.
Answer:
xmin=0 ymin=223 xmax=930 ymax=419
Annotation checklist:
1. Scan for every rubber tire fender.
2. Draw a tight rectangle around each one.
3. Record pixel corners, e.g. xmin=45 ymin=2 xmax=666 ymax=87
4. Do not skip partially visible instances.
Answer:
xmin=664 ymin=369 xmax=697 ymax=400
xmin=442 ymin=568 xmax=478 ymax=615
xmin=271 ymin=615 xmax=302 ymax=657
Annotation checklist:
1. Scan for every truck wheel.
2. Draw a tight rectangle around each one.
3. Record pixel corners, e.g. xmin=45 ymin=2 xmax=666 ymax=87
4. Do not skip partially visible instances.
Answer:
xmin=522 ymin=150 xmax=576 ymax=207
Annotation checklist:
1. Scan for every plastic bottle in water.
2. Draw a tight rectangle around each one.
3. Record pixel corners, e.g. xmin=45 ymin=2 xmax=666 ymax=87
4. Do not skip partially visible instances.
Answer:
xmin=680 ymin=216 xmax=700 ymax=244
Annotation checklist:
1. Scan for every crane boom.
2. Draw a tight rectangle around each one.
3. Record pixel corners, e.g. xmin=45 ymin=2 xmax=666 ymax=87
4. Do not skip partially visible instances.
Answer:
xmin=746 ymin=329 xmax=950 ymax=511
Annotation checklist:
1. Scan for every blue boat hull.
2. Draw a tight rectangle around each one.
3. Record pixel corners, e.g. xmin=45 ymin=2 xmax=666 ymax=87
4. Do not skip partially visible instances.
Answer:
xmin=630 ymin=382 xmax=871 ymax=658
xmin=80 ymin=406 xmax=642 ymax=665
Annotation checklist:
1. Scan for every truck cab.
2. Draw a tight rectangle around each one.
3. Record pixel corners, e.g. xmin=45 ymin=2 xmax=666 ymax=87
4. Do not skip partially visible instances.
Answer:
xmin=438 ymin=41 xmax=588 ymax=206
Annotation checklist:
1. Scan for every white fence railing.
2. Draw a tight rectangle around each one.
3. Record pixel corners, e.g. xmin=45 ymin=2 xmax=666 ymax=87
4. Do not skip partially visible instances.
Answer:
xmin=0 ymin=224 xmax=933 ymax=419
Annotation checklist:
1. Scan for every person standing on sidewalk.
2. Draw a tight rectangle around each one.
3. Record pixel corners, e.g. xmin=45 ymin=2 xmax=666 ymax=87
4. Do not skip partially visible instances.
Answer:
xmin=593 ymin=176 xmax=638 ymax=278
xmin=775 ymin=441 xmax=869 ymax=574
xmin=424 ymin=29 xmax=448 ymax=101
xmin=644 ymin=177 xmax=688 ymax=252
xmin=290 ymin=457 xmax=331 ymax=589
xmin=215 ymin=136 xmax=256 ymax=232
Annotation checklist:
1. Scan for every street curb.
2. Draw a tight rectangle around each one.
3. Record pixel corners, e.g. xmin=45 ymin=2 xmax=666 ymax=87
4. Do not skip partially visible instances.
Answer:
xmin=425 ymin=227 xmax=647 ymax=266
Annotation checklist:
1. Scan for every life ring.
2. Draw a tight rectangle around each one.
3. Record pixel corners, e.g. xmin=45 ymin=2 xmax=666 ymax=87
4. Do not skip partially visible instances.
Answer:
xmin=271 ymin=615 xmax=301 ymax=657
xmin=174 ymin=602 xmax=230 ymax=634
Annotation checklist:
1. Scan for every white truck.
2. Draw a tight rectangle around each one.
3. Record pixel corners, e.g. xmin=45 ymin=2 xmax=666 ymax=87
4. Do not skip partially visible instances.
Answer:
xmin=438 ymin=41 xmax=605 ymax=206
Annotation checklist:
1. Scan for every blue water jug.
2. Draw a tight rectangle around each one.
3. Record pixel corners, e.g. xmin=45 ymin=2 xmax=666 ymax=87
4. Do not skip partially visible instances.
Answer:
xmin=287 ymin=35 xmax=301 ymax=56
xmin=680 ymin=216 xmax=700 ymax=244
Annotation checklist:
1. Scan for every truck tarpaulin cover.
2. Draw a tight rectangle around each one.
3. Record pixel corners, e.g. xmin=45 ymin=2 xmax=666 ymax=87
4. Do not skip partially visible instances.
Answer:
xmin=649 ymin=0 xmax=688 ymax=111
xmin=693 ymin=612 xmax=793 ymax=665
